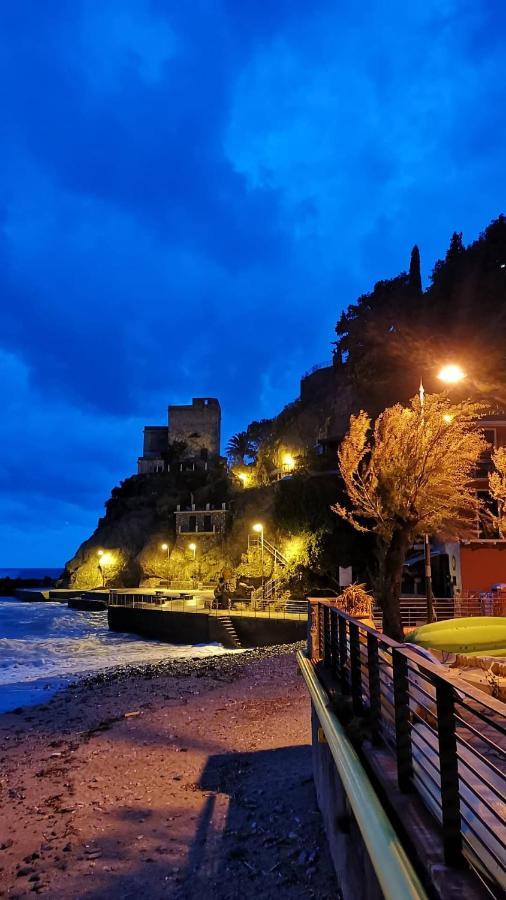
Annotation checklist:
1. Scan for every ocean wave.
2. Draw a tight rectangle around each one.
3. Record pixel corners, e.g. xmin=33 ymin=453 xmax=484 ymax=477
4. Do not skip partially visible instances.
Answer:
xmin=0 ymin=599 xmax=236 ymax=686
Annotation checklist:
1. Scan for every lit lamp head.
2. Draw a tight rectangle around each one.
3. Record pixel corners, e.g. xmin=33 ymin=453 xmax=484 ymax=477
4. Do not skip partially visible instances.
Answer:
xmin=282 ymin=452 xmax=295 ymax=471
xmin=252 ymin=523 xmax=263 ymax=534
xmin=97 ymin=549 xmax=104 ymax=558
xmin=161 ymin=543 xmax=169 ymax=551
xmin=238 ymin=472 xmax=249 ymax=486
xmin=100 ymin=552 xmax=112 ymax=566
xmin=438 ymin=364 xmax=465 ymax=385
xmin=189 ymin=542 xmax=197 ymax=558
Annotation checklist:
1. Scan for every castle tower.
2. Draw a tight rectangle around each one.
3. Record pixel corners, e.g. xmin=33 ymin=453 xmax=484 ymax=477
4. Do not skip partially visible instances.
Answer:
xmin=168 ymin=398 xmax=221 ymax=456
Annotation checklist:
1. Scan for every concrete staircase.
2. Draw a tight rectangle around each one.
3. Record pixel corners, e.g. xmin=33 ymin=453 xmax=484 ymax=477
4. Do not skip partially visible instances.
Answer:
xmin=212 ymin=613 xmax=242 ymax=649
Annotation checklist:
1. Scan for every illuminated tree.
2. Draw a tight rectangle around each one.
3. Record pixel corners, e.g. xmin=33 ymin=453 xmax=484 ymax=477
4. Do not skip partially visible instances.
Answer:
xmin=333 ymin=394 xmax=487 ymax=640
xmin=489 ymin=447 xmax=506 ymax=536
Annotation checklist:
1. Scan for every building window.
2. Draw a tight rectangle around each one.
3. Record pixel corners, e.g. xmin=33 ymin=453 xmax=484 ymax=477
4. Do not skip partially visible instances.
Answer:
xmin=188 ymin=515 xmax=196 ymax=532
xmin=203 ymin=515 xmax=212 ymax=532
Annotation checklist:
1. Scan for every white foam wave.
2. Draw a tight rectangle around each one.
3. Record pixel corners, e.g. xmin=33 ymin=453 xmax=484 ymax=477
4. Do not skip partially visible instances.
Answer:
xmin=0 ymin=599 xmax=238 ymax=686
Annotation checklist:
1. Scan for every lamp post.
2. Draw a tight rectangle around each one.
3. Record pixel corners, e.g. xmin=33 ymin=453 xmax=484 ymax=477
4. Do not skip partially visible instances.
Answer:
xmin=161 ymin=543 xmax=170 ymax=589
xmin=189 ymin=542 xmax=197 ymax=586
xmin=97 ymin=549 xmax=112 ymax=588
xmin=252 ymin=523 xmax=264 ymax=599
xmin=419 ymin=363 xmax=466 ymax=624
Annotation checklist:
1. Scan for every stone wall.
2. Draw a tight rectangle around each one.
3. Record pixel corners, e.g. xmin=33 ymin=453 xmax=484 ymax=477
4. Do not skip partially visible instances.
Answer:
xmin=142 ymin=425 xmax=168 ymax=456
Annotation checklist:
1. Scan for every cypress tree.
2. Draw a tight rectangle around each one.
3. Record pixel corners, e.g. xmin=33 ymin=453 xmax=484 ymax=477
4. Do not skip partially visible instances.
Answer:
xmin=409 ymin=244 xmax=422 ymax=294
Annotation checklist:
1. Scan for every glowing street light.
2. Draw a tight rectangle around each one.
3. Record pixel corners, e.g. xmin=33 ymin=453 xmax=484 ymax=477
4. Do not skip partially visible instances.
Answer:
xmin=438 ymin=363 xmax=466 ymax=385
xmin=97 ymin=549 xmax=112 ymax=588
xmin=189 ymin=542 xmax=197 ymax=560
xmin=282 ymin=452 xmax=296 ymax=472
xmin=418 ymin=361 xmax=465 ymax=624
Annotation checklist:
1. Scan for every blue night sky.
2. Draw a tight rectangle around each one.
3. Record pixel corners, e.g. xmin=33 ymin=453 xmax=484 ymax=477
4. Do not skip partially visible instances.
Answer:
xmin=0 ymin=1 xmax=505 ymax=566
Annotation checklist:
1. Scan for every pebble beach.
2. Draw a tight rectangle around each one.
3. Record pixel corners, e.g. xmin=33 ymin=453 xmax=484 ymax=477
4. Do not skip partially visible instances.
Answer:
xmin=0 ymin=644 xmax=336 ymax=899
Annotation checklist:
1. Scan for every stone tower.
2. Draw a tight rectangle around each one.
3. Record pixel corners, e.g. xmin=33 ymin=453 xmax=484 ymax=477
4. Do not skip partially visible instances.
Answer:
xmin=168 ymin=398 xmax=221 ymax=456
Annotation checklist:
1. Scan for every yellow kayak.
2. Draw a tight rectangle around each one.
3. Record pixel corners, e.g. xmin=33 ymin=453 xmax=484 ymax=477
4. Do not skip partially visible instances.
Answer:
xmin=406 ymin=617 xmax=506 ymax=653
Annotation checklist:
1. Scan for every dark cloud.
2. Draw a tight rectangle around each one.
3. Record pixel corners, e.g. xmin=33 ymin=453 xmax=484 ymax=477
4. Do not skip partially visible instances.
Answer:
xmin=0 ymin=0 xmax=505 ymax=564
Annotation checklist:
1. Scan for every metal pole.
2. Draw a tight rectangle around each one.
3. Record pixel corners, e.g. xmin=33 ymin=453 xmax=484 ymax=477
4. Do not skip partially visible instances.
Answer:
xmin=261 ymin=528 xmax=265 ymax=600
xmin=419 ymin=378 xmax=436 ymax=624
xmin=166 ymin=545 xmax=170 ymax=589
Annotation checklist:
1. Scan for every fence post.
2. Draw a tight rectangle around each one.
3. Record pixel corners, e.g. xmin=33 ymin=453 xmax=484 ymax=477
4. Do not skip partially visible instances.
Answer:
xmin=349 ymin=622 xmax=362 ymax=714
xmin=330 ymin=608 xmax=339 ymax=675
xmin=367 ymin=632 xmax=382 ymax=744
xmin=392 ymin=649 xmax=413 ymax=792
xmin=308 ymin=600 xmax=323 ymax=661
xmin=338 ymin=614 xmax=349 ymax=693
xmin=323 ymin=605 xmax=331 ymax=666
xmin=435 ymin=676 xmax=463 ymax=866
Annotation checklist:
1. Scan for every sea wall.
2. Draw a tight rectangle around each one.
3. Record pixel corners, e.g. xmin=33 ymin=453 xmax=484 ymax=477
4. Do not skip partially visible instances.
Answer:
xmin=107 ymin=606 xmax=306 ymax=648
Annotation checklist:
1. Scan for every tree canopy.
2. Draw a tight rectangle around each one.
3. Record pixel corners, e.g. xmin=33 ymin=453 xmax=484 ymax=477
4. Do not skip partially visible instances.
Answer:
xmin=334 ymin=215 xmax=506 ymax=413
xmin=333 ymin=393 xmax=488 ymax=638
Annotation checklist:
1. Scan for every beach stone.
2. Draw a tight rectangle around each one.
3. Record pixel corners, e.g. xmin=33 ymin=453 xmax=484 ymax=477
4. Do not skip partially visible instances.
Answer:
xmin=17 ymin=866 xmax=35 ymax=877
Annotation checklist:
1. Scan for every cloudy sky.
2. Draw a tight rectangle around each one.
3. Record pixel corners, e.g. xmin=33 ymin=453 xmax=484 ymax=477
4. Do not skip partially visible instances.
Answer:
xmin=1 ymin=1 xmax=505 ymax=566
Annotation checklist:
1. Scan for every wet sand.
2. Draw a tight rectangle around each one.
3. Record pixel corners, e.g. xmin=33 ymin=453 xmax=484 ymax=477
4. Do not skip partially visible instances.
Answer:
xmin=0 ymin=645 xmax=336 ymax=899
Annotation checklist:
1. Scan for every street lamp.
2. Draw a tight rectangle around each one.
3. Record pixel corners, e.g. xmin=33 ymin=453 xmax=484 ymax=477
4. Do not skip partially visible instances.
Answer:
xmin=438 ymin=363 xmax=466 ymax=385
xmin=419 ymin=363 xmax=465 ymax=623
xmin=97 ymin=549 xmax=112 ymax=588
xmin=252 ymin=523 xmax=265 ymax=599
xmin=189 ymin=542 xmax=197 ymax=560
xmin=161 ymin=543 xmax=170 ymax=589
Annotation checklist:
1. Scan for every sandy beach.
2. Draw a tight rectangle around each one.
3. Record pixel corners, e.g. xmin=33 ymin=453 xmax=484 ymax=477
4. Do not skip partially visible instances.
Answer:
xmin=0 ymin=645 xmax=336 ymax=899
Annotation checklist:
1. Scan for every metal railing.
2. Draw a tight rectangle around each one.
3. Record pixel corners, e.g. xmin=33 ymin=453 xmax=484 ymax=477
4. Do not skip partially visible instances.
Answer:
xmin=309 ymin=601 xmax=506 ymax=896
xmin=374 ymin=594 xmax=506 ymax=629
xmin=247 ymin=535 xmax=288 ymax=567
xmin=108 ymin=590 xmax=308 ymax=620
xmin=297 ymin=651 xmax=429 ymax=900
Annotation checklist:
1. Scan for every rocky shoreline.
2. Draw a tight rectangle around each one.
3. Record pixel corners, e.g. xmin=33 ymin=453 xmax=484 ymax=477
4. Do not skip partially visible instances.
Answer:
xmin=72 ymin=641 xmax=306 ymax=691
xmin=0 ymin=642 xmax=336 ymax=898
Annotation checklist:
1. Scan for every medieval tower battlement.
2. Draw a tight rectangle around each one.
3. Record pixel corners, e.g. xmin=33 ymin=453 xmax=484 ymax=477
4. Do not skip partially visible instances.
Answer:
xmin=138 ymin=398 xmax=221 ymax=474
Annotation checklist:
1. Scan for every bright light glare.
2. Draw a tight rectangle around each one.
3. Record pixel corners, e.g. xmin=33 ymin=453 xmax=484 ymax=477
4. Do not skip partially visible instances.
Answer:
xmin=238 ymin=472 xmax=249 ymax=485
xmin=189 ymin=542 xmax=197 ymax=551
xmin=283 ymin=453 xmax=295 ymax=470
xmin=438 ymin=364 xmax=465 ymax=384
xmin=97 ymin=549 xmax=104 ymax=557
xmin=443 ymin=414 xmax=454 ymax=424
xmin=252 ymin=523 xmax=263 ymax=533
xmin=100 ymin=552 xmax=112 ymax=565
xmin=161 ymin=543 xmax=168 ymax=550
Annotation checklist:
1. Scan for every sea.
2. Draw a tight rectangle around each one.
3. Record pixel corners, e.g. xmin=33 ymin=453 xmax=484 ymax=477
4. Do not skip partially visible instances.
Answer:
xmin=0 ymin=569 xmax=233 ymax=714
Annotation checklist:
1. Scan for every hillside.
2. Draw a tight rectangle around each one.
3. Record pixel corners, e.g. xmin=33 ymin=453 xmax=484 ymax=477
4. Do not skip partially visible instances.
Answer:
xmin=62 ymin=214 xmax=506 ymax=591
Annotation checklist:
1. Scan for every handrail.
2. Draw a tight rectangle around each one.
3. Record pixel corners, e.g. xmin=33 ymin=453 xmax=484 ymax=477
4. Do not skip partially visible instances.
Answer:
xmin=309 ymin=600 xmax=506 ymax=892
xmin=297 ymin=650 xmax=429 ymax=900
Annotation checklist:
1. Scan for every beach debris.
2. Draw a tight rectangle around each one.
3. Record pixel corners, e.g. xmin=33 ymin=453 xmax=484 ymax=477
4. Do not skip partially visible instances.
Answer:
xmin=124 ymin=710 xmax=141 ymax=718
